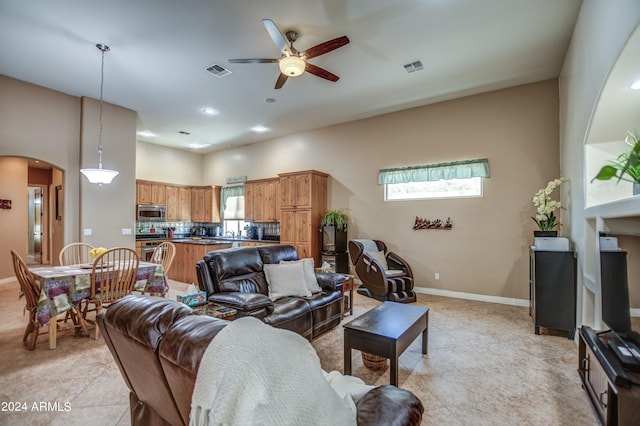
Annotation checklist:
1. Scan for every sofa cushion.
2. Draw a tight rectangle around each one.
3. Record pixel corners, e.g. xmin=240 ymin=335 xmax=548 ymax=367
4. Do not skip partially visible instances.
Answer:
xmin=264 ymin=298 xmax=312 ymax=339
xmin=281 ymin=258 xmax=322 ymax=294
xmin=264 ymin=262 xmax=311 ymax=300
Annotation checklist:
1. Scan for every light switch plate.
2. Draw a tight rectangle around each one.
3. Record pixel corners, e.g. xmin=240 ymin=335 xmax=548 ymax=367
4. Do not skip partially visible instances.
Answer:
xmin=122 ymin=228 xmax=132 ymax=235
xmin=83 ymin=228 xmax=92 ymax=236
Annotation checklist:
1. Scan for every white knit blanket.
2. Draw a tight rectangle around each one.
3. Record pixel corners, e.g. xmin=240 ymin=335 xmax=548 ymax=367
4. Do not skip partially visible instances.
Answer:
xmin=352 ymin=239 xmax=379 ymax=253
xmin=190 ymin=317 xmax=358 ymax=426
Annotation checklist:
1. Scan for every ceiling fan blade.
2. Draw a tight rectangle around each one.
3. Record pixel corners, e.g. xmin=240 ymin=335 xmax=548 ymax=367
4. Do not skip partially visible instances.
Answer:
xmin=228 ymin=58 xmax=279 ymax=64
xmin=262 ymin=19 xmax=291 ymax=54
xmin=305 ymin=63 xmax=339 ymax=82
xmin=275 ymin=73 xmax=289 ymax=90
xmin=302 ymin=36 xmax=350 ymax=60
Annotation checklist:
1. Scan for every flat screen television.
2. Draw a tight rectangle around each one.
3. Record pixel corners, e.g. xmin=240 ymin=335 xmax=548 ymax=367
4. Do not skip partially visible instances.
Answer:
xmin=600 ymin=250 xmax=631 ymax=334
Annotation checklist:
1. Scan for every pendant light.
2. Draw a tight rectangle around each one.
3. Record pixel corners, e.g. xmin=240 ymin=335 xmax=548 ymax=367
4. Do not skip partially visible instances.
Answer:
xmin=80 ymin=43 xmax=119 ymax=185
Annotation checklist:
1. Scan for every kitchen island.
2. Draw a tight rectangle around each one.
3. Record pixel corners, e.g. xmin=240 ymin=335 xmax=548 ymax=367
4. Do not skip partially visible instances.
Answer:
xmin=172 ymin=239 xmax=233 ymax=284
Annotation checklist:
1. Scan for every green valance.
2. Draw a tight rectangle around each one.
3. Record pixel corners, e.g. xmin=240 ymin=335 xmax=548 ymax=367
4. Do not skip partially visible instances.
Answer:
xmin=220 ymin=185 xmax=245 ymax=220
xmin=378 ymin=159 xmax=490 ymax=184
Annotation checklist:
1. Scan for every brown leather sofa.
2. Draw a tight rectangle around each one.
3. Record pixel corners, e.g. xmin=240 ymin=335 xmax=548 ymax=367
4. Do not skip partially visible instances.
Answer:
xmin=196 ymin=244 xmax=344 ymax=339
xmin=98 ymin=295 xmax=424 ymax=426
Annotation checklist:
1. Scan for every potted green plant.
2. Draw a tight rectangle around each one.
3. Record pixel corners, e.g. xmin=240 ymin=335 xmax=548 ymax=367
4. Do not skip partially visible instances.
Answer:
xmin=321 ymin=209 xmax=348 ymax=230
xmin=592 ymin=130 xmax=640 ymax=195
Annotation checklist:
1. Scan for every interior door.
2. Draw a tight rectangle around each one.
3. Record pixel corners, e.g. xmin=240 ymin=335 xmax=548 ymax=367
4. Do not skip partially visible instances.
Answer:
xmin=27 ymin=186 xmax=42 ymax=264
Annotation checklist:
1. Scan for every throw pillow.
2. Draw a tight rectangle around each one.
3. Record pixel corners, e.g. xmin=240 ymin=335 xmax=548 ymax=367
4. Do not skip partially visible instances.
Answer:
xmin=281 ymin=258 xmax=322 ymax=294
xmin=264 ymin=262 xmax=311 ymax=301
xmin=367 ymin=250 xmax=389 ymax=270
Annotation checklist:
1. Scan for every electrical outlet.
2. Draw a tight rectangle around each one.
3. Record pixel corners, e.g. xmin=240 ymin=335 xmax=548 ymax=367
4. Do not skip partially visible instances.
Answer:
xmin=122 ymin=228 xmax=132 ymax=235
xmin=434 ymin=272 xmax=440 ymax=280
xmin=83 ymin=228 xmax=92 ymax=236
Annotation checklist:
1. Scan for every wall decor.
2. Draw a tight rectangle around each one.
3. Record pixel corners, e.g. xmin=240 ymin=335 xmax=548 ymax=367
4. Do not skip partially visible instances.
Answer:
xmin=0 ymin=199 xmax=11 ymax=210
xmin=412 ymin=216 xmax=452 ymax=230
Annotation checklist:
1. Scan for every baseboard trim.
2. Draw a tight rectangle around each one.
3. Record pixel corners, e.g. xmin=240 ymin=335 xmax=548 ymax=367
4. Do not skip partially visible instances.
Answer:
xmin=414 ymin=286 xmax=529 ymax=307
xmin=0 ymin=276 xmax=16 ymax=286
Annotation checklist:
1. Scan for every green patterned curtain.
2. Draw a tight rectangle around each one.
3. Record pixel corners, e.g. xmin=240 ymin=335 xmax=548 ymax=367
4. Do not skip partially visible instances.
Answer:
xmin=220 ymin=185 xmax=245 ymax=220
xmin=378 ymin=159 xmax=490 ymax=184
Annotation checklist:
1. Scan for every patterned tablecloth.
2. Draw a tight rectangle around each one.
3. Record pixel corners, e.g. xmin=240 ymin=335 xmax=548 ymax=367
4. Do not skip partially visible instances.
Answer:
xmin=29 ymin=261 xmax=168 ymax=326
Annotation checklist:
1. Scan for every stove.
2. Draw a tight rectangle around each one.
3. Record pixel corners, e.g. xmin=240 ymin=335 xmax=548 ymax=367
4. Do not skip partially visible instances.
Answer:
xmin=136 ymin=233 xmax=167 ymax=240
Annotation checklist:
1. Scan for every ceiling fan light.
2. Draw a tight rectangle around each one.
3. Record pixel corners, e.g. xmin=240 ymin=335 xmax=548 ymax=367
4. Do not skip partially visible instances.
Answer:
xmin=279 ymin=56 xmax=305 ymax=77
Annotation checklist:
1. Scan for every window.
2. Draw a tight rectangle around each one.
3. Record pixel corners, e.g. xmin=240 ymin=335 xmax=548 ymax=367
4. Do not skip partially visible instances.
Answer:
xmin=385 ymin=177 xmax=483 ymax=200
xmin=379 ymin=158 xmax=489 ymax=201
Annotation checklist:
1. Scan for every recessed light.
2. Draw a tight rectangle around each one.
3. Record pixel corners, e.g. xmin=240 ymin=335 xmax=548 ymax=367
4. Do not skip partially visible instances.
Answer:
xmin=251 ymin=125 xmax=269 ymax=133
xmin=265 ymin=98 xmax=276 ymax=103
xmin=178 ymin=130 xmax=191 ymax=135
xmin=137 ymin=130 xmax=156 ymax=137
xmin=188 ymin=143 xmax=211 ymax=149
xmin=202 ymin=107 xmax=218 ymax=115
xmin=630 ymin=80 xmax=640 ymax=90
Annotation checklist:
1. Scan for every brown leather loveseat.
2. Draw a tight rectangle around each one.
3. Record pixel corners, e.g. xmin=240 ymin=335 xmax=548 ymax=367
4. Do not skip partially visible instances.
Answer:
xmin=98 ymin=295 xmax=424 ymax=425
xmin=196 ymin=244 xmax=344 ymax=339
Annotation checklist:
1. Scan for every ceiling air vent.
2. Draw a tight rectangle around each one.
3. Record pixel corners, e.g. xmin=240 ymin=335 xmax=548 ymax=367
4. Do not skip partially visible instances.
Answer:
xmin=403 ymin=60 xmax=424 ymax=73
xmin=206 ymin=63 xmax=232 ymax=78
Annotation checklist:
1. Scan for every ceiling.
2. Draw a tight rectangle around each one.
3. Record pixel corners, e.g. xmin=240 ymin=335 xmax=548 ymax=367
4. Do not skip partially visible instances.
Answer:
xmin=0 ymin=0 xmax=583 ymax=154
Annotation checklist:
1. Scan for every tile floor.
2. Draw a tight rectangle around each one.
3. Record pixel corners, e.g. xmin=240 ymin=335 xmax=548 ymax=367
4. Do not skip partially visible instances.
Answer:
xmin=0 ymin=279 xmax=598 ymax=425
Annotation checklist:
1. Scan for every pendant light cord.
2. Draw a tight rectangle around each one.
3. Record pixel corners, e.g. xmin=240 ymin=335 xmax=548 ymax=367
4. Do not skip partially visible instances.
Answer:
xmin=97 ymin=44 xmax=110 ymax=169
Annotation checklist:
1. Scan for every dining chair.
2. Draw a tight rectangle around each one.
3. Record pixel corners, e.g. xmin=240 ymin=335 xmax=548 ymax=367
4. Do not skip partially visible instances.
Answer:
xmin=10 ymin=250 xmax=88 ymax=350
xmin=150 ymin=241 xmax=176 ymax=275
xmin=82 ymin=247 xmax=139 ymax=339
xmin=59 ymin=242 xmax=94 ymax=265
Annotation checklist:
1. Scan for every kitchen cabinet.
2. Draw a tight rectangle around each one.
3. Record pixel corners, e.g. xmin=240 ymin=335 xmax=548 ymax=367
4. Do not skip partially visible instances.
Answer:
xmin=245 ymin=178 xmax=279 ymax=222
xmin=278 ymin=170 xmax=327 ymax=265
xmin=191 ymin=187 xmax=210 ymax=223
xmin=166 ymin=186 xmax=180 ymax=221
xmin=166 ymin=185 xmax=191 ymax=221
xmin=136 ymin=181 xmax=166 ymax=205
xmin=179 ymin=187 xmax=192 ymax=221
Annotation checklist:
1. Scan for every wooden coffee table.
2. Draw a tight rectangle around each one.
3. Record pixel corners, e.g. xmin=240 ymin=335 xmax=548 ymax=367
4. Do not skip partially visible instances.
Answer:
xmin=344 ymin=301 xmax=428 ymax=386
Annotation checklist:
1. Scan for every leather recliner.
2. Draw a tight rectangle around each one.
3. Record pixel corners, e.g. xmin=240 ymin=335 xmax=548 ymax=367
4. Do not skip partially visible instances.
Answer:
xmin=196 ymin=244 xmax=344 ymax=339
xmin=349 ymin=239 xmax=417 ymax=304
xmin=97 ymin=295 xmax=425 ymax=426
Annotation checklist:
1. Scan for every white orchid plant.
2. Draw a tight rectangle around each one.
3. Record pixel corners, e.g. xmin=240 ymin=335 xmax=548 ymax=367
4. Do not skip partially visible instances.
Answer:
xmin=532 ymin=178 xmax=566 ymax=231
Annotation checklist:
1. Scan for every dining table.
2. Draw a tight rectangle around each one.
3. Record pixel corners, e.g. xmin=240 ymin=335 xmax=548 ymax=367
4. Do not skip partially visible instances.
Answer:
xmin=29 ymin=261 xmax=169 ymax=349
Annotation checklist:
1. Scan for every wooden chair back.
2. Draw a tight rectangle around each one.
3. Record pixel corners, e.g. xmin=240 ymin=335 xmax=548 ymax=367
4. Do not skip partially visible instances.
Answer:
xmin=11 ymin=250 xmax=40 ymax=311
xmin=91 ymin=247 xmax=140 ymax=304
xmin=151 ymin=241 xmax=176 ymax=275
xmin=59 ymin=242 xmax=94 ymax=265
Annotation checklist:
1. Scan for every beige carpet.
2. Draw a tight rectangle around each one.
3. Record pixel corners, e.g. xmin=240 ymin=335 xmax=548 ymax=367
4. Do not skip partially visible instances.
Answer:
xmin=0 ymin=279 xmax=597 ymax=425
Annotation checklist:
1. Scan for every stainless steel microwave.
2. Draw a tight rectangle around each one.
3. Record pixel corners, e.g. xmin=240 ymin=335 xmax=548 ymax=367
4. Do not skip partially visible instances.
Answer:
xmin=137 ymin=204 xmax=166 ymax=221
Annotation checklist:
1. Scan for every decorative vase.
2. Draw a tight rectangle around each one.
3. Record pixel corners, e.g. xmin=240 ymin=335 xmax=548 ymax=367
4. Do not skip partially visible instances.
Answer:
xmin=534 ymin=230 xmax=557 ymax=237
xmin=634 ymin=182 xmax=640 ymax=196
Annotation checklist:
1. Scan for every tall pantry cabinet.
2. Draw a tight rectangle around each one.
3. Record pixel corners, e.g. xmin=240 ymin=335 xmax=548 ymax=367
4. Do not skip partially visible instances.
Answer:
xmin=278 ymin=170 xmax=327 ymax=265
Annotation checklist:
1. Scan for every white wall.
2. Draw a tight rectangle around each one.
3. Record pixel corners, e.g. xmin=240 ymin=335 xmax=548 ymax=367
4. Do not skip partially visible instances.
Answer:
xmin=200 ymin=80 xmax=561 ymax=301
xmin=559 ymin=0 xmax=640 ymax=326
xmin=136 ymin=141 xmax=203 ymax=185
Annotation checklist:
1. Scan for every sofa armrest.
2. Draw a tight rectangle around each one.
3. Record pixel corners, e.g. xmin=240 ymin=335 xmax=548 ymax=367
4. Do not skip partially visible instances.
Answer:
xmin=356 ymin=385 xmax=424 ymax=426
xmin=315 ymin=272 xmax=345 ymax=291
xmin=386 ymin=252 xmax=413 ymax=279
xmin=208 ymin=292 xmax=274 ymax=316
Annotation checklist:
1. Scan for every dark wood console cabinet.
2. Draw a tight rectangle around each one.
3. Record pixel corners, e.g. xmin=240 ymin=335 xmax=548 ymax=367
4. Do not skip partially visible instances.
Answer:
xmin=529 ymin=249 xmax=576 ymax=338
xmin=578 ymin=326 xmax=640 ymax=425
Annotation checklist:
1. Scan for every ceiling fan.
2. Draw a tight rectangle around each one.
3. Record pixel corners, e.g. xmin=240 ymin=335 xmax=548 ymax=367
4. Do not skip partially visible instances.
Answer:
xmin=228 ymin=19 xmax=350 ymax=89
